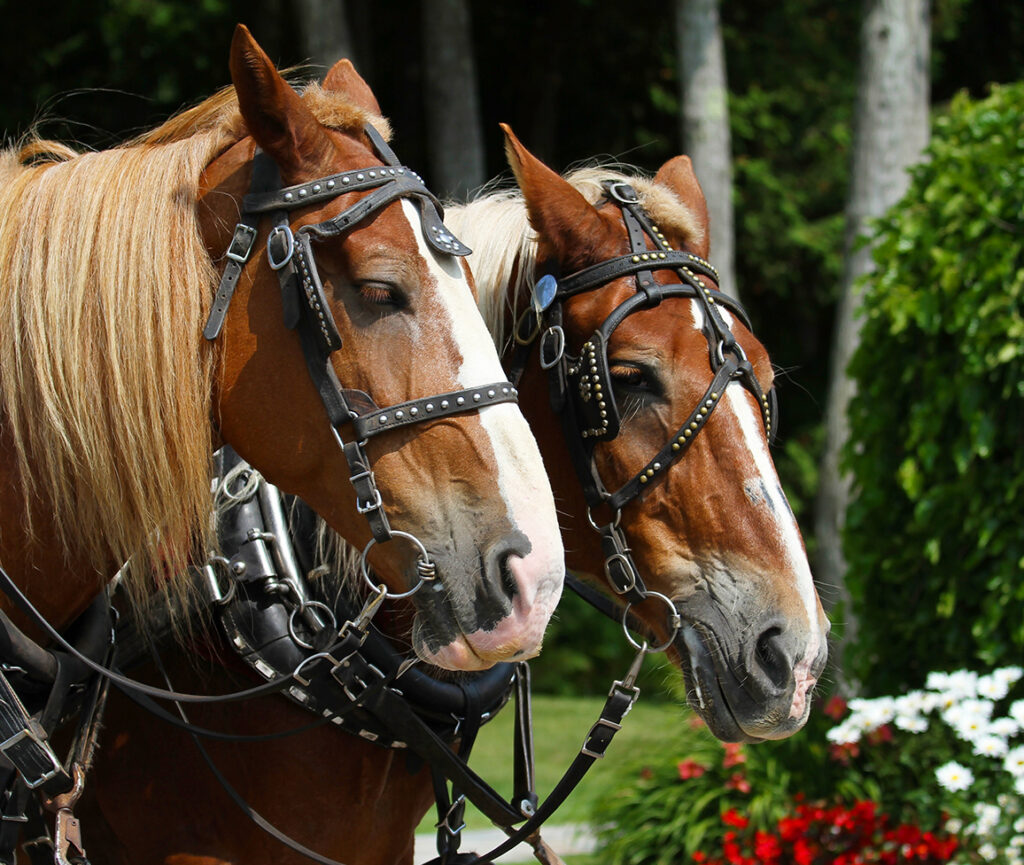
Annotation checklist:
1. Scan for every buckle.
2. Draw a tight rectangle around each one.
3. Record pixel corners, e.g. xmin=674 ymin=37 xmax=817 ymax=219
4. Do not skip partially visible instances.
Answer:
xmin=267 ymin=224 xmax=295 ymax=270
xmin=607 ymin=182 xmax=640 ymax=204
xmin=581 ymin=716 xmax=623 ymax=759
xmin=225 ymin=223 xmax=257 ymax=264
xmin=0 ymin=726 xmax=64 ymax=790
xmin=436 ymin=794 xmax=467 ymax=837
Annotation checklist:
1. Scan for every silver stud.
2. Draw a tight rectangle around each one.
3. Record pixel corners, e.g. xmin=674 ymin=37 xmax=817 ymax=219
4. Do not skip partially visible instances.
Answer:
xmin=327 ymin=180 xmax=335 ymax=190
xmin=284 ymin=192 xmax=294 ymax=202
xmin=473 ymin=393 xmax=481 ymax=402
xmin=312 ymin=184 xmax=322 ymax=193
xmin=299 ymin=188 xmax=308 ymax=197
xmin=379 ymin=415 xmax=388 ymax=424
xmin=456 ymin=396 xmax=465 ymax=406
xmin=441 ymin=400 xmax=449 ymax=409
xmin=395 ymin=410 xmax=404 ymax=419
xmin=425 ymin=403 xmax=434 ymax=412
xmin=342 ymin=176 xmax=351 ymax=184
xmin=487 ymin=389 xmax=495 ymax=398
xmin=410 ymin=407 xmax=418 ymax=416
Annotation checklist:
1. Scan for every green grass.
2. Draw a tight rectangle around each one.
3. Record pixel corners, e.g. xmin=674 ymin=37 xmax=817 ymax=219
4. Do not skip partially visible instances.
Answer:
xmin=417 ymin=693 xmax=684 ymax=834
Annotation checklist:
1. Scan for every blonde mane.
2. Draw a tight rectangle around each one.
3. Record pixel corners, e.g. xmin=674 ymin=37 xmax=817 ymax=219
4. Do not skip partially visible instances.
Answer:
xmin=445 ymin=165 xmax=705 ymax=351
xmin=0 ymin=80 xmax=385 ymax=613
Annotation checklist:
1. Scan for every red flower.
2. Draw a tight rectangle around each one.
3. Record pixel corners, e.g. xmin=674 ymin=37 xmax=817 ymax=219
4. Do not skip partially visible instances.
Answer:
xmin=867 ymin=723 xmax=894 ymax=745
xmin=823 ymin=695 xmax=848 ymax=719
xmin=677 ymin=759 xmax=708 ymax=780
xmin=722 ymin=742 xmax=747 ymax=768
xmin=724 ymin=772 xmax=751 ymax=793
xmin=722 ymin=809 xmax=749 ymax=830
xmin=829 ymin=741 xmax=861 ymax=765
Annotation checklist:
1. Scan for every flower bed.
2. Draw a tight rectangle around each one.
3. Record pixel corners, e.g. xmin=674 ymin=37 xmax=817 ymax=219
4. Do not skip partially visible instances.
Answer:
xmin=591 ymin=667 xmax=1023 ymax=865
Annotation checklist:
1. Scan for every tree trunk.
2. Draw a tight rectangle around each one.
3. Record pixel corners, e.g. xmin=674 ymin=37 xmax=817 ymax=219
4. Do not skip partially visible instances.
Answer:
xmin=293 ymin=0 xmax=359 ymax=73
xmin=816 ymin=0 xmax=930 ymax=688
xmin=420 ymin=0 xmax=486 ymax=200
xmin=675 ymin=0 xmax=738 ymax=301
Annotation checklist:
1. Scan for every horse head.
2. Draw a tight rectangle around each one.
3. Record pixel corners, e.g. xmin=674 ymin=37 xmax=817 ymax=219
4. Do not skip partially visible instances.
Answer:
xmin=489 ymin=126 xmax=828 ymax=741
xmin=199 ymin=29 xmax=564 ymax=670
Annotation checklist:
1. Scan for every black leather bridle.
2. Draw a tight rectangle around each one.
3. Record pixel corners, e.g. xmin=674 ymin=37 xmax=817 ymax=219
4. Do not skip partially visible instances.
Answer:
xmin=510 ymin=180 xmax=777 ymax=637
xmin=203 ymin=122 xmax=520 ymax=580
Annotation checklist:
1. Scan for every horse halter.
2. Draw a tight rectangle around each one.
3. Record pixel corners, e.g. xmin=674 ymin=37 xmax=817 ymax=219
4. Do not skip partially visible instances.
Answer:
xmin=520 ymin=180 xmax=777 ymax=622
xmin=203 ymin=123 xmax=519 ymax=590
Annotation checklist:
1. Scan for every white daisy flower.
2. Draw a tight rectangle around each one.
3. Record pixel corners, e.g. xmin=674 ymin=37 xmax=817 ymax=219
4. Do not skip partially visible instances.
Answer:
xmin=895 ymin=714 xmax=928 ymax=733
xmin=974 ymin=735 xmax=1010 ymax=758
xmin=1005 ymin=745 xmax=1024 ymax=777
xmin=1010 ymin=700 xmax=1024 ymax=726
xmin=936 ymin=761 xmax=975 ymax=792
xmin=988 ymin=717 xmax=1020 ymax=738
xmin=978 ymin=673 xmax=1011 ymax=701
xmin=979 ymin=842 xmax=998 ymax=861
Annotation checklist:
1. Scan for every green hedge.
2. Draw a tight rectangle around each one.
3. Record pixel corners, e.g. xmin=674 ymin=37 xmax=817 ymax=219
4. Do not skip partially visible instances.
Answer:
xmin=843 ymin=82 xmax=1024 ymax=693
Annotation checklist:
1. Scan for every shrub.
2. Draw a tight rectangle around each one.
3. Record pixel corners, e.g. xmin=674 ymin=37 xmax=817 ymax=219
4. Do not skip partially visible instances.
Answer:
xmin=843 ymin=82 xmax=1024 ymax=691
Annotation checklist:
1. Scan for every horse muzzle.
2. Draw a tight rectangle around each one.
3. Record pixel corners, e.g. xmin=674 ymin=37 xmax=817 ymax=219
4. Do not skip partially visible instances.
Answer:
xmin=674 ymin=608 xmax=829 ymax=743
xmin=408 ymin=539 xmax=564 ymax=671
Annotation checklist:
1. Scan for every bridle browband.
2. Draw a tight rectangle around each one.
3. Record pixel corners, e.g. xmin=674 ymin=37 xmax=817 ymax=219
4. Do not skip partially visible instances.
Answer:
xmin=203 ymin=121 xmax=519 ymax=579
xmin=513 ymin=180 xmax=777 ymax=619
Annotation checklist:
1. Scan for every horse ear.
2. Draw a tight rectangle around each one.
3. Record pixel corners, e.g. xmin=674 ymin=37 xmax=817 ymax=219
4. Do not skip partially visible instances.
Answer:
xmin=653 ymin=155 xmax=711 ymax=260
xmin=322 ymin=58 xmax=383 ymax=116
xmin=501 ymin=123 xmax=609 ymax=268
xmin=229 ymin=24 xmax=332 ymax=180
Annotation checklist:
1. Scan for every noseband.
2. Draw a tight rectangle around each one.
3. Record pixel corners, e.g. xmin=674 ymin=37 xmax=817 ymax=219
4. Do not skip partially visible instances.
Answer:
xmin=203 ymin=123 xmax=519 ymax=587
xmin=513 ymin=180 xmax=777 ymax=626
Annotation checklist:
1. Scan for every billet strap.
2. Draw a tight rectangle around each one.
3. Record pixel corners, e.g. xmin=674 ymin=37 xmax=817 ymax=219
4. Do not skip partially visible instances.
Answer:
xmin=204 ymin=153 xmax=284 ymax=340
xmin=0 ymin=670 xmax=70 ymax=797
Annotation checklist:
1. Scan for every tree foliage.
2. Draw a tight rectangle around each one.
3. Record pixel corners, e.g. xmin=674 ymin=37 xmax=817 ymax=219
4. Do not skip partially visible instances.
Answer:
xmin=843 ymin=82 xmax=1024 ymax=693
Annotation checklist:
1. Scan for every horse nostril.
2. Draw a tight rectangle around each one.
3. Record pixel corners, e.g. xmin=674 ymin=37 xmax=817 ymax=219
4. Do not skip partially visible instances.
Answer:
xmin=754 ymin=626 xmax=792 ymax=691
xmin=499 ymin=553 xmax=519 ymax=600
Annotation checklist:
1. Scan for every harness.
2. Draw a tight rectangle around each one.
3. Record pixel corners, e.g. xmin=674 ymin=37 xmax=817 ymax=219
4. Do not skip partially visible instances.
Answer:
xmin=509 ymin=180 xmax=777 ymax=628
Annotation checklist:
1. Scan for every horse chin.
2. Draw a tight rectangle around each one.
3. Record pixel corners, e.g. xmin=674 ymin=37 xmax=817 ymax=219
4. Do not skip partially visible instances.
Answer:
xmin=675 ymin=624 xmax=816 ymax=744
xmin=410 ymin=617 xmax=544 ymax=672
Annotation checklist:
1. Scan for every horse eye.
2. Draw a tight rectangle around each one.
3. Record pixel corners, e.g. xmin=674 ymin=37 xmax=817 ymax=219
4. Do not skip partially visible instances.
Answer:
xmin=609 ymin=364 xmax=651 ymax=391
xmin=357 ymin=281 xmax=405 ymax=308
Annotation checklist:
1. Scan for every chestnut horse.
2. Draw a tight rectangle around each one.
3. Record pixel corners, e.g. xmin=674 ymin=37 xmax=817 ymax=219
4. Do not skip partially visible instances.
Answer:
xmin=449 ymin=126 xmax=830 ymax=743
xmin=79 ymin=128 xmax=828 ymax=865
xmin=0 ymin=25 xmax=565 ymax=864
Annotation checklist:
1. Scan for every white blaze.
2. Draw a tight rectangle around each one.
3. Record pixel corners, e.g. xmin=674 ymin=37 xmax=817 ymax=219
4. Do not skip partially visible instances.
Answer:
xmin=400 ymin=201 xmax=563 ymax=609
xmin=689 ymin=299 xmax=822 ymax=714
